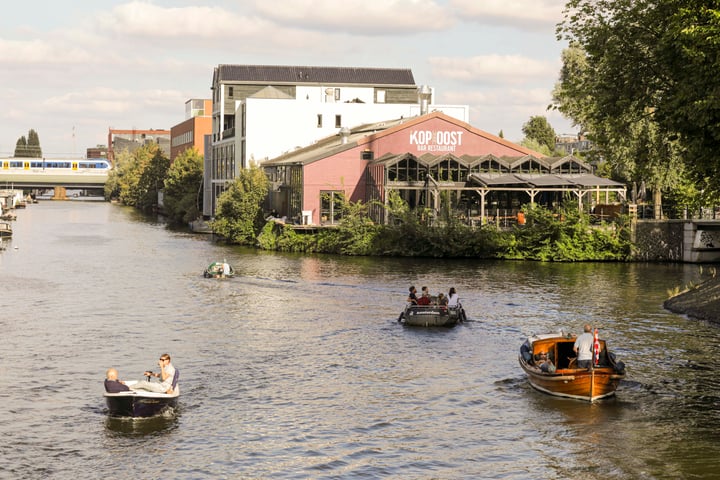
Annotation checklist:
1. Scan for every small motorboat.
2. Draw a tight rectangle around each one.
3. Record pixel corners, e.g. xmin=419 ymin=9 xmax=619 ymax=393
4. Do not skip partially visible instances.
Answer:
xmin=0 ymin=212 xmax=16 ymax=221
xmin=104 ymin=370 xmax=180 ymax=417
xmin=0 ymin=222 xmax=12 ymax=238
xmin=203 ymin=261 xmax=235 ymax=278
xmin=518 ymin=331 xmax=626 ymax=402
xmin=399 ymin=303 xmax=467 ymax=327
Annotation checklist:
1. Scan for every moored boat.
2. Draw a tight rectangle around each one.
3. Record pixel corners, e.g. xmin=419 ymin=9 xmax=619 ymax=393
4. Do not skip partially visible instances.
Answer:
xmin=203 ymin=261 xmax=234 ymax=278
xmin=104 ymin=372 xmax=180 ymax=417
xmin=0 ymin=222 xmax=12 ymax=237
xmin=518 ymin=331 xmax=626 ymax=402
xmin=399 ymin=303 xmax=467 ymax=327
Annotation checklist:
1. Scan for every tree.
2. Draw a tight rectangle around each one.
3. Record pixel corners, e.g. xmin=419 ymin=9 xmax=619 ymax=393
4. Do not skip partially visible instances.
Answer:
xmin=522 ymin=116 xmax=557 ymax=153
xmin=103 ymin=144 xmax=169 ymax=210
xmin=211 ymin=165 xmax=269 ymax=244
xmin=163 ymin=148 xmax=204 ymax=225
xmin=554 ymin=0 xmax=720 ymax=200
xmin=13 ymin=130 xmax=42 ymax=157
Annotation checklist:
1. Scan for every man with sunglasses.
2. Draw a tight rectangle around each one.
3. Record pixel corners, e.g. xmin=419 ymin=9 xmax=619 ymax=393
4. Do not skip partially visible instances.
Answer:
xmin=130 ymin=353 xmax=177 ymax=394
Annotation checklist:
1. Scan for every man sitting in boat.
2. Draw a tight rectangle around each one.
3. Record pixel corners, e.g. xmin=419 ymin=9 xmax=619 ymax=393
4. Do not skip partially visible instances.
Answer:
xmin=130 ymin=353 xmax=177 ymax=394
xmin=407 ymin=286 xmax=418 ymax=305
xmin=535 ymin=352 xmax=556 ymax=373
xmin=104 ymin=367 xmax=130 ymax=393
xmin=417 ymin=290 xmax=432 ymax=305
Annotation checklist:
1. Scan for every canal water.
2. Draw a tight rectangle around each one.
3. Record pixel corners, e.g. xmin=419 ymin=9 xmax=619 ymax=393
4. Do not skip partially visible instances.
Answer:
xmin=1 ymin=201 xmax=719 ymax=479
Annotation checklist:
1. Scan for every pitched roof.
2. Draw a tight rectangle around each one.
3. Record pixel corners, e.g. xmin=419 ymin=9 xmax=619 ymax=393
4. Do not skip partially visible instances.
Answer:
xmin=214 ymin=64 xmax=415 ymax=86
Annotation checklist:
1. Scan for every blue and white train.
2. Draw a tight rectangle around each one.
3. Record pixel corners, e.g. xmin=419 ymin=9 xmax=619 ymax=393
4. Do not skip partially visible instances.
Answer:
xmin=1 ymin=158 xmax=111 ymax=171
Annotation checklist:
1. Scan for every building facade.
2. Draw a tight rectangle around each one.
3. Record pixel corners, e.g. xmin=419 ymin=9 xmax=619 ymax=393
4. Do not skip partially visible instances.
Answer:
xmin=263 ymin=112 xmax=626 ymax=226
xmin=107 ymin=129 xmax=170 ymax=165
xmin=170 ymin=99 xmax=212 ymax=161
xmin=206 ymin=64 xmax=469 ymax=217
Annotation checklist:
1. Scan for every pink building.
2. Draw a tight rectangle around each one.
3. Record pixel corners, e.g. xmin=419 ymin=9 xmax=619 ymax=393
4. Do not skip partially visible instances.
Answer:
xmin=264 ymin=112 xmax=624 ymax=226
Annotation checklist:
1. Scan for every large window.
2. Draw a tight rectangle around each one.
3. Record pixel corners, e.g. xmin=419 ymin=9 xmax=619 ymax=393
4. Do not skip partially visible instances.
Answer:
xmin=320 ymin=190 xmax=345 ymax=224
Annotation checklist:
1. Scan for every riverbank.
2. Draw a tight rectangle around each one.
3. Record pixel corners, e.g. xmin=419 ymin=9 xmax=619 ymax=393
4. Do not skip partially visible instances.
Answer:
xmin=664 ymin=275 xmax=720 ymax=324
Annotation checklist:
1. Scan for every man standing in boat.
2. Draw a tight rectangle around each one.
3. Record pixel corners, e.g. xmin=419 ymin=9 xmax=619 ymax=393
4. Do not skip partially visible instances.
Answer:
xmin=130 ymin=353 xmax=177 ymax=394
xmin=573 ymin=324 xmax=594 ymax=369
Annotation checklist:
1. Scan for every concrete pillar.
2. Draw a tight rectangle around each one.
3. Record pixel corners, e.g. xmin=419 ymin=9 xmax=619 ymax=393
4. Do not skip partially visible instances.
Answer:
xmin=53 ymin=186 xmax=67 ymax=200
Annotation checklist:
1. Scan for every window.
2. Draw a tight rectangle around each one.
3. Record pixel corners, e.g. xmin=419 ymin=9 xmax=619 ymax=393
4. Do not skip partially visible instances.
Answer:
xmin=228 ymin=86 xmax=234 ymax=97
xmin=335 ymin=115 xmax=341 ymax=128
xmin=361 ymin=150 xmax=373 ymax=161
xmin=376 ymin=90 xmax=386 ymax=103
xmin=334 ymin=88 xmax=340 ymax=101
xmin=317 ymin=114 xmax=323 ymax=128
xmin=320 ymin=190 xmax=345 ymax=224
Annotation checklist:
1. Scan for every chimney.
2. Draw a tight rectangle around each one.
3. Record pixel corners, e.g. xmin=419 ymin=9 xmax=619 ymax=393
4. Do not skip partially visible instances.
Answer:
xmin=417 ymin=85 xmax=432 ymax=115
xmin=339 ymin=127 xmax=351 ymax=144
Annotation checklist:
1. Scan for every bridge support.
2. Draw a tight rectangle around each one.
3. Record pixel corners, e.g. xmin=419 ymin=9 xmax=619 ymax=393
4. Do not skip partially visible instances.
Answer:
xmin=52 ymin=186 xmax=67 ymax=200
xmin=683 ymin=221 xmax=720 ymax=262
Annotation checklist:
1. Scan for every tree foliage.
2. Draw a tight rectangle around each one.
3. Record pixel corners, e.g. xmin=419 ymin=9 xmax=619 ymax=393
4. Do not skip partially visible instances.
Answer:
xmin=14 ymin=129 xmax=42 ymax=157
xmin=163 ymin=148 xmax=204 ymax=225
xmin=521 ymin=116 xmax=557 ymax=153
xmin=103 ymin=144 xmax=169 ymax=211
xmin=211 ymin=165 xmax=269 ymax=245
xmin=554 ymin=0 xmax=720 ymax=197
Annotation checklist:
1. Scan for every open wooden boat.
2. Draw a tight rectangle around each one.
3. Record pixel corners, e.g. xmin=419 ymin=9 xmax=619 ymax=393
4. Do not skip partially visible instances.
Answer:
xmin=518 ymin=331 xmax=626 ymax=402
xmin=399 ymin=303 xmax=467 ymax=327
xmin=203 ymin=261 xmax=235 ymax=278
xmin=104 ymin=370 xmax=180 ymax=417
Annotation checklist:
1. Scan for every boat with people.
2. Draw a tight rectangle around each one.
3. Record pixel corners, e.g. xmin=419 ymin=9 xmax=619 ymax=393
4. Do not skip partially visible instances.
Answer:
xmin=398 ymin=285 xmax=467 ymax=327
xmin=399 ymin=303 xmax=467 ymax=327
xmin=518 ymin=330 xmax=626 ymax=402
xmin=203 ymin=260 xmax=234 ymax=278
xmin=0 ymin=211 xmax=16 ymax=221
xmin=104 ymin=372 xmax=180 ymax=417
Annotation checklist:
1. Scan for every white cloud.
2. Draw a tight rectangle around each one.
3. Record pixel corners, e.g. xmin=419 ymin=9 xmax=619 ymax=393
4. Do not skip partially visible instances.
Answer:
xmin=449 ymin=0 xmax=565 ymax=30
xmin=43 ymin=87 xmax=186 ymax=115
xmin=428 ymin=55 xmax=559 ymax=86
xmin=0 ymin=38 xmax=94 ymax=64
xmin=252 ymin=0 xmax=453 ymax=34
xmin=97 ymin=2 xmax=255 ymax=38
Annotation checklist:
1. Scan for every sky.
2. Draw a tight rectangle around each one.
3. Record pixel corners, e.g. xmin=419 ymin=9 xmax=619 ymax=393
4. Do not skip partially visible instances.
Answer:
xmin=0 ymin=0 xmax=574 ymax=158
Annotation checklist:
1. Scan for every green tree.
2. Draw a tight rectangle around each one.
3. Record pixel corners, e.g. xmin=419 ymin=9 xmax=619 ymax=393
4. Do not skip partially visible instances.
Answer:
xmin=13 ymin=130 xmax=42 ymax=157
xmin=163 ymin=148 xmax=204 ymax=225
xmin=211 ymin=165 xmax=269 ymax=244
xmin=103 ymin=144 xmax=169 ymax=210
xmin=555 ymin=0 xmax=720 ymax=198
xmin=521 ymin=116 xmax=557 ymax=153
xmin=27 ymin=129 xmax=42 ymax=157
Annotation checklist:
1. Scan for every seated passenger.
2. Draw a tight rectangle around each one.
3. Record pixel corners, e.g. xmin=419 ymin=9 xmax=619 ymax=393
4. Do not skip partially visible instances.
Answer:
xmin=407 ymin=286 xmax=418 ymax=305
xmin=437 ymin=292 xmax=448 ymax=306
xmin=416 ymin=291 xmax=431 ymax=305
xmin=104 ymin=367 xmax=130 ymax=393
xmin=448 ymin=287 xmax=459 ymax=307
xmin=536 ymin=352 xmax=556 ymax=373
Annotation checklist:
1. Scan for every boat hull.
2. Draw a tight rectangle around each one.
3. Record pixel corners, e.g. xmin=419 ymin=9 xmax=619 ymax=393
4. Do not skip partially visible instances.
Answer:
xmin=401 ymin=305 xmax=465 ymax=327
xmin=104 ymin=392 xmax=178 ymax=417
xmin=520 ymin=362 xmax=624 ymax=401
xmin=518 ymin=332 xmax=626 ymax=402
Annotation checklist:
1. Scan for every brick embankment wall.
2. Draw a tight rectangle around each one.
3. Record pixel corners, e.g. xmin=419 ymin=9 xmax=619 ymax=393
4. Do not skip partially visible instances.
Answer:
xmin=664 ymin=275 xmax=720 ymax=324
xmin=632 ymin=220 xmax=684 ymax=262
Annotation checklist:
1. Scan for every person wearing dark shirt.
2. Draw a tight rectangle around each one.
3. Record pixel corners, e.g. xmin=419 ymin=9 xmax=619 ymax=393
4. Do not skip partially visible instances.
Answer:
xmin=104 ymin=368 xmax=130 ymax=393
xmin=407 ymin=286 xmax=418 ymax=305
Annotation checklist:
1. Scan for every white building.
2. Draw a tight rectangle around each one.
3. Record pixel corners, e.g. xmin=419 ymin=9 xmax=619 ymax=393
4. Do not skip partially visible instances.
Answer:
xmin=205 ymin=64 xmax=469 ymax=217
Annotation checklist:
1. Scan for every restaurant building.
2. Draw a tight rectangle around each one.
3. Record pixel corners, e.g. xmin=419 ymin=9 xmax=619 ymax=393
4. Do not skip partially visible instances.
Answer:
xmin=263 ymin=111 xmax=626 ymax=226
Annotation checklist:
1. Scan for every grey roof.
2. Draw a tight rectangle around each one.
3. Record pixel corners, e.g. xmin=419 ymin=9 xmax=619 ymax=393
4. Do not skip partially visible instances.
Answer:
xmin=215 ymin=64 xmax=415 ymax=86
xmin=468 ymin=173 xmax=624 ymax=189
